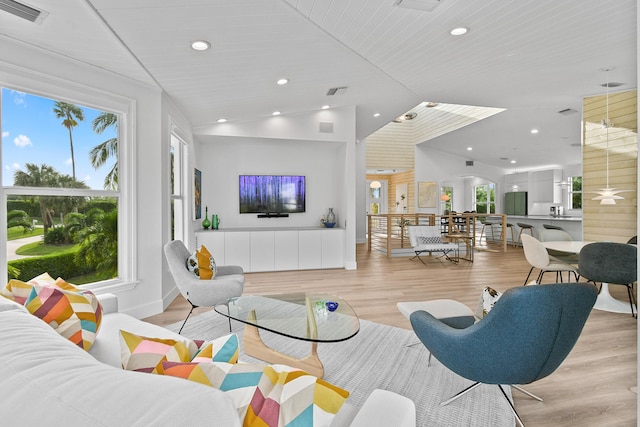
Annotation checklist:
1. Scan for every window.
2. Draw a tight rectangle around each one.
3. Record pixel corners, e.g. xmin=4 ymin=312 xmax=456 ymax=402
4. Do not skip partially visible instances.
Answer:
xmin=2 ymin=87 xmax=131 ymax=288
xmin=170 ymin=134 xmax=186 ymax=242
xmin=440 ymin=186 xmax=452 ymax=212
xmin=474 ymin=184 xmax=495 ymax=214
xmin=568 ymin=176 xmax=582 ymax=210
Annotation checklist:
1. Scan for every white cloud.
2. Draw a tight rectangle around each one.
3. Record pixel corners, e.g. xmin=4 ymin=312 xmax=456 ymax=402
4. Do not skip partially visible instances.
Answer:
xmin=12 ymin=163 xmax=21 ymax=171
xmin=1 ymin=131 xmax=8 ymax=138
xmin=65 ymin=158 xmax=73 ymax=165
xmin=84 ymin=175 xmax=91 ymax=182
xmin=13 ymin=134 xmax=32 ymax=147
xmin=11 ymin=90 xmax=26 ymax=107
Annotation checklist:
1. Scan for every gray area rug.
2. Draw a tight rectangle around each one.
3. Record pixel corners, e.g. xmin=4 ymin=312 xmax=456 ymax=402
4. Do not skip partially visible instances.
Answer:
xmin=167 ymin=310 xmax=514 ymax=427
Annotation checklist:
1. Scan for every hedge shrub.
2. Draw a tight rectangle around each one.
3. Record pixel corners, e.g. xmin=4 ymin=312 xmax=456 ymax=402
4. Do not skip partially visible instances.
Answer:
xmin=8 ymin=251 xmax=93 ymax=281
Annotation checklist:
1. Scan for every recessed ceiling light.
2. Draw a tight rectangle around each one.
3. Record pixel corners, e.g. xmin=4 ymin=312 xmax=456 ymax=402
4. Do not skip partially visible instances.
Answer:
xmin=450 ymin=27 xmax=469 ymax=36
xmin=511 ymin=160 xmax=517 ymax=164
xmin=191 ymin=40 xmax=210 ymax=51
xmin=373 ymin=113 xmax=381 ymax=117
xmin=530 ymin=129 xmax=539 ymax=134
xmin=272 ymin=111 xmax=281 ymax=116
xmin=467 ymin=147 xmax=473 ymax=151
xmin=321 ymin=105 xmax=330 ymax=110
xmin=276 ymin=78 xmax=289 ymax=85
xmin=217 ymin=118 xmax=227 ymax=123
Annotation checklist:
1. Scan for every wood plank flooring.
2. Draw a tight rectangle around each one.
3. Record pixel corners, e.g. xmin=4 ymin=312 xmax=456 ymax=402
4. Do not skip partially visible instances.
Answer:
xmin=145 ymin=243 xmax=637 ymax=426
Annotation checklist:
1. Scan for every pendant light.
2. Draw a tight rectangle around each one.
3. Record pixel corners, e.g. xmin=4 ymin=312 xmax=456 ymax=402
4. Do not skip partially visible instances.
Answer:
xmin=591 ymin=67 xmax=626 ymax=205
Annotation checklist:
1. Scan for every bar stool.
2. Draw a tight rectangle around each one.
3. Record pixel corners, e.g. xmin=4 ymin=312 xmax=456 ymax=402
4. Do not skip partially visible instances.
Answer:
xmin=502 ymin=222 xmax=517 ymax=247
xmin=543 ymin=224 xmax=564 ymax=231
xmin=479 ymin=220 xmax=498 ymax=244
xmin=517 ymin=223 xmax=535 ymax=246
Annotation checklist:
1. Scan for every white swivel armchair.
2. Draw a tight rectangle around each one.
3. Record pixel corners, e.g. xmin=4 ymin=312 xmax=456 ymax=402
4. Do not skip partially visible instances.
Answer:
xmin=164 ymin=240 xmax=245 ymax=333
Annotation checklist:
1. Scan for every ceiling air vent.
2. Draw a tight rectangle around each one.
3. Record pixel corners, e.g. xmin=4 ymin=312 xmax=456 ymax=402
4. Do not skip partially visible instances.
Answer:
xmin=465 ymin=160 xmax=474 ymax=166
xmin=0 ymin=0 xmax=48 ymax=24
xmin=557 ymin=108 xmax=578 ymax=116
xmin=326 ymin=87 xmax=348 ymax=96
xmin=394 ymin=0 xmax=443 ymax=12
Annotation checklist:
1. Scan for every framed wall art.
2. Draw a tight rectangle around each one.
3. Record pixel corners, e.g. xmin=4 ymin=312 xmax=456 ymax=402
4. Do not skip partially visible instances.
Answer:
xmin=418 ymin=181 xmax=437 ymax=208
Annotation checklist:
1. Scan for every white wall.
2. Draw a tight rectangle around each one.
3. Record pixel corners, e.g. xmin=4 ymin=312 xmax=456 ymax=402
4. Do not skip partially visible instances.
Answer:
xmin=194 ymin=106 xmax=358 ymax=269
xmin=196 ymin=136 xmax=343 ymax=229
xmin=414 ymin=146 xmax=505 ymax=212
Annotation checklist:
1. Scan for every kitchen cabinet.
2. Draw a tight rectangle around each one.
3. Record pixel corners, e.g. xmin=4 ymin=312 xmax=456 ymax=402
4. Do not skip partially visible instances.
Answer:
xmin=505 ymin=192 xmax=528 ymax=215
xmin=531 ymin=170 xmax=561 ymax=203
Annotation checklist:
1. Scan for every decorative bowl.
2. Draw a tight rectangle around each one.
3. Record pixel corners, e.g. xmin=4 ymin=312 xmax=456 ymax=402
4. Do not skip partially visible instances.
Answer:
xmin=325 ymin=222 xmax=336 ymax=228
xmin=325 ymin=301 xmax=339 ymax=312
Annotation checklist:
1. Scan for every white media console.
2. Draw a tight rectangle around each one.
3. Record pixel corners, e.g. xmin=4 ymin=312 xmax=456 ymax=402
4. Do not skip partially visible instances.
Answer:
xmin=195 ymin=227 xmax=345 ymax=273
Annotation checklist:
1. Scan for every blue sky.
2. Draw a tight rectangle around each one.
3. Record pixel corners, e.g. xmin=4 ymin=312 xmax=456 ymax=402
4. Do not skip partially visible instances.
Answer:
xmin=1 ymin=88 xmax=117 ymax=190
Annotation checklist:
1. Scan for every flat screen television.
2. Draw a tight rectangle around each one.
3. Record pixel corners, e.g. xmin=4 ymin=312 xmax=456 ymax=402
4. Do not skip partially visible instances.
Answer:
xmin=239 ymin=175 xmax=306 ymax=214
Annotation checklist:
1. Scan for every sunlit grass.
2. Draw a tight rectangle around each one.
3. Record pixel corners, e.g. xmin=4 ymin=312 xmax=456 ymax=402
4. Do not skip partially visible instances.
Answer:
xmin=7 ymin=226 xmax=44 ymax=241
xmin=15 ymin=241 xmax=78 ymax=256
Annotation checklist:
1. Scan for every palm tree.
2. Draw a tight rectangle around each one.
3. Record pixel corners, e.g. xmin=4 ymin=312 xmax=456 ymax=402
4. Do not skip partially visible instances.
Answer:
xmin=14 ymin=164 xmax=58 ymax=232
xmin=90 ymin=112 xmax=118 ymax=190
xmin=53 ymin=101 xmax=84 ymax=181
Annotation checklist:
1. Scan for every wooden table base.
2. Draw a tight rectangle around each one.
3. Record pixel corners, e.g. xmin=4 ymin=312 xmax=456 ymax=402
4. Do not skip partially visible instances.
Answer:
xmin=243 ymin=324 xmax=325 ymax=378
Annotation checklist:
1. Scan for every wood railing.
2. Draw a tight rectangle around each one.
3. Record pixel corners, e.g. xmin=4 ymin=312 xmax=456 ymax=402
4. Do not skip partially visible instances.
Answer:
xmin=367 ymin=213 xmax=508 ymax=258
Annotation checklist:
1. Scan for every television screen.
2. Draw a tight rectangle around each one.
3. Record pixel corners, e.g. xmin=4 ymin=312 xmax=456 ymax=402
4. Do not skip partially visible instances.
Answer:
xmin=239 ymin=175 xmax=306 ymax=214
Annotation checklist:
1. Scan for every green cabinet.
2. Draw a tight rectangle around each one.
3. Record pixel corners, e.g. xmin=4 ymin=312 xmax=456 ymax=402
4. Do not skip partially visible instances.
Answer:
xmin=505 ymin=192 xmax=527 ymax=215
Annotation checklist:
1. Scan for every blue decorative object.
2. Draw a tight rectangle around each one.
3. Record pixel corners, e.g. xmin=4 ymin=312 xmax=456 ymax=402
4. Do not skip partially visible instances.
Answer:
xmin=325 ymin=301 xmax=339 ymax=311
xmin=325 ymin=222 xmax=336 ymax=228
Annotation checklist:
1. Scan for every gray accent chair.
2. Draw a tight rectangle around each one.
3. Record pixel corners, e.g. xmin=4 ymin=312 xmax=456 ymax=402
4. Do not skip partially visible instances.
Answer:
xmin=164 ymin=240 xmax=245 ymax=333
xmin=577 ymin=242 xmax=637 ymax=317
xmin=410 ymin=283 xmax=597 ymax=427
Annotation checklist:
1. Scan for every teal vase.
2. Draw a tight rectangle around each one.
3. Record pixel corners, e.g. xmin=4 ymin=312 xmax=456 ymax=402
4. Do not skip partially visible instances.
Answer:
xmin=202 ymin=207 xmax=211 ymax=229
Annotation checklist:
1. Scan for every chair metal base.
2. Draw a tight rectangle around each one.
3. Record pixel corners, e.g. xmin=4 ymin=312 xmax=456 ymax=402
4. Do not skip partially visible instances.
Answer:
xmin=178 ymin=300 xmax=232 ymax=334
xmin=440 ymin=382 xmax=543 ymax=427
xmin=411 ymin=249 xmax=458 ymax=265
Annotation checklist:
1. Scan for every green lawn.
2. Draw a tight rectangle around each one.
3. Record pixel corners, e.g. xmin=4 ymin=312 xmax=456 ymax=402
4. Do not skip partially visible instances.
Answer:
xmin=15 ymin=241 xmax=78 ymax=256
xmin=7 ymin=226 xmax=44 ymax=241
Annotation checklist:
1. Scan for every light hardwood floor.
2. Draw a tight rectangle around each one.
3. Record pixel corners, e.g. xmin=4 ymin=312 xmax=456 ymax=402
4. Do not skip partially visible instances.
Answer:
xmin=145 ymin=243 xmax=637 ymax=426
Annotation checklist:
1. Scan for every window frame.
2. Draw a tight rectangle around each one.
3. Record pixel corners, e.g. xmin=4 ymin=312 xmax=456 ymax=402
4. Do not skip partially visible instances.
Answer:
xmin=0 ymin=79 xmax=137 ymax=293
xmin=567 ymin=175 xmax=583 ymax=211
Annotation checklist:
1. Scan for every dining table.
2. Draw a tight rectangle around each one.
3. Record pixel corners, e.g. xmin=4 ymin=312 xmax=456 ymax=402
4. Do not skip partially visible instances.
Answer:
xmin=541 ymin=240 xmax=633 ymax=314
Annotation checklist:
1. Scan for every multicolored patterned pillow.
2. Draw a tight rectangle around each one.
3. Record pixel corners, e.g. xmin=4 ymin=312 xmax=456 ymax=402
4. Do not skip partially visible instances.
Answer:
xmin=474 ymin=286 xmax=503 ymax=320
xmin=192 ymin=333 xmax=239 ymax=363
xmin=244 ymin=365 xmax=349 ymax=427
xmin=162 ymin=362 xmax=349 ymax=427
xmin=1 ymin=273 xmax=103 ymax=351
xmin=186 ymin=245 xmax=217 ymax=280
xmin=119 ymin=330 xmax=196 ymax=374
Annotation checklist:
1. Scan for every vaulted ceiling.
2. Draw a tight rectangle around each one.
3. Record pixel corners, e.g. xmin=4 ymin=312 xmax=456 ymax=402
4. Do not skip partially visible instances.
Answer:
xmin=1 ymin=0 xmax=636 ymax=170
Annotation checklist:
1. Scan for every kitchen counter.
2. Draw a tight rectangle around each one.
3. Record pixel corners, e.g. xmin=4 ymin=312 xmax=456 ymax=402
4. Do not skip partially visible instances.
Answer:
xmin=506 ymin=215 xmax=582 ymax=241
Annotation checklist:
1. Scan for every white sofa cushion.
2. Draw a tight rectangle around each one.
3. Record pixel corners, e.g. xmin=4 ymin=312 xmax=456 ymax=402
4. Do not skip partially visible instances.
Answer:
xmin=0 ymin=308 xmax=240 ymax=427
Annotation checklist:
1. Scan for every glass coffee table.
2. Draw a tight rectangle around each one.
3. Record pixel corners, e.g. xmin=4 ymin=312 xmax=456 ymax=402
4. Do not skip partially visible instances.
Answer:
xmin=214 ymin=292 xmax=359 ymax=378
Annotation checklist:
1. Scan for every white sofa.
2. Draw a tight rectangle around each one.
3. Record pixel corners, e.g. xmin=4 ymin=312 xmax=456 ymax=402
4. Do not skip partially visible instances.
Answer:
xmin=0 ymin=294 xmax=415 ymax=427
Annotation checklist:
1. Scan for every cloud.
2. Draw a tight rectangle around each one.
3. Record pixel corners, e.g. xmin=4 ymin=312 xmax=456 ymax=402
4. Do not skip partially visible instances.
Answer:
xmin=2 ymin=131 xmax=8 ymax=138
xmin=84 ymin=175 xmax=91 ymax=182
xmin=13 ymin=134 xmax=32 ymax=147
xmin=65 ymin=158 xmax=73 ymax=165
xmin=5 ymin=163 xmax=21 ymax=172
xmin=10 ymin=90 xmax=26 ymax=107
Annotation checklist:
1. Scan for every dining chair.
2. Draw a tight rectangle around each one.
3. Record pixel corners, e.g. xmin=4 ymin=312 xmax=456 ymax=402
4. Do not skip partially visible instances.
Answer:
xmin=577 ymin=242 xmax=637 ymax=317
xmin=520 ymin=234 xmax=579 ymax=285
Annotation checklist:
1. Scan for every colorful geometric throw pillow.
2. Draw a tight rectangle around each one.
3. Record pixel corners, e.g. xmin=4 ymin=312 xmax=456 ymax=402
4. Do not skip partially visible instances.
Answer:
xmin=192 ymin=333 xmax=239 ymax=364
xmin=119 ymin=330 xmax=196 ymax=374
xmin=2 ymin=274 xmax=103 ymax=351
xmin=244 ymin=365 xmax=349 ymax=427
xmin=186 ymin=245 xmax=217 ymax=280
